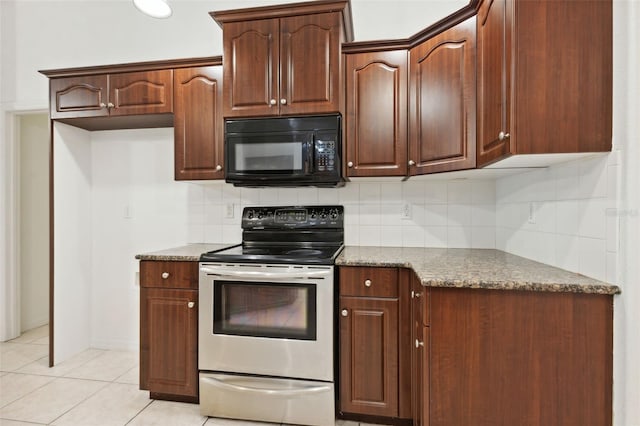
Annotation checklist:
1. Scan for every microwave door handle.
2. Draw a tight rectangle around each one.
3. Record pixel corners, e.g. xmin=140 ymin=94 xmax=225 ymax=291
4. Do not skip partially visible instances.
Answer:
xmin=305 ymin=135 xmax=314 ymax=174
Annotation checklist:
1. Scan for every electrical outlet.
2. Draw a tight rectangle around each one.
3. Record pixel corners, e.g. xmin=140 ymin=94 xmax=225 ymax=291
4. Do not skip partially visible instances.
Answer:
xmin=225 ymin=203 xmax=235 ymax=219
xmin=528 ymin=202 xmax=536 ymax=224
xmin=401 ymin=203 xmax=412 ymax=220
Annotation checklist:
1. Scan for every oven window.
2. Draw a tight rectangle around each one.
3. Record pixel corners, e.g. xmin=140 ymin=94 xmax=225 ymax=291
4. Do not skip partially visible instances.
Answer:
xmin=234 ymin=142 xmax=303 ymax=172
xmin=213 ymin=281 xmax=317 ymax=340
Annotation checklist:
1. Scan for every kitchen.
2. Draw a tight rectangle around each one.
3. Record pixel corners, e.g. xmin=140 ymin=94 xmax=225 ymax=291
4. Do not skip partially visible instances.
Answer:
xmin=0 ymin=0 xmax=638 ymax=425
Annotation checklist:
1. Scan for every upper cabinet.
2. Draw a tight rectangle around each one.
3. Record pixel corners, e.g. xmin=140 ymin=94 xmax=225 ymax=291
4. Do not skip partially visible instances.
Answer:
xmin=477 ymin=0 xmax=612 ymax=167
xmin=211 ymin=0 xmax=354 ymax=118
xmin=49 ymin=70 xmax=173 ymax=126
xmin=174 ymin=66 xmax=225 ymax=180
xmin=344 ymin=50 xmax=408 ymax=177
xmin=408 ymin=16 xmax=477 ymax=175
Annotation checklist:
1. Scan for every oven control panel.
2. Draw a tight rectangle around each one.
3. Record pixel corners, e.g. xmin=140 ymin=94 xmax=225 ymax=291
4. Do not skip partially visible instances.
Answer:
xmin=242 ymin=205 xmax=343 ymax=229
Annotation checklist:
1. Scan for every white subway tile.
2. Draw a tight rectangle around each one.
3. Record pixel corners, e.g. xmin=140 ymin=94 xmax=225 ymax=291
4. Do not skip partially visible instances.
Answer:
xmin=317 ymin=188 xmax=340 ymax=204
xmin=578 ymin=199 xmax=607 ymax=239
xmin=380 ymin=182 xmax=404 ymax=203
xmin=578 ymin=155 xmax=608 ymax=199
xmin=447 ymin=204 xmax=472 ymax=227
xmin=402 ymin=225 xmax=425 ymax=247
xmin=554 ymin=234 xmax=580 ymax=273
xmin=471 ymin=204 xmax=496 ymax=227
xmin=187 ymin=224 xmax=204 ymax=243
xmin=359 ymin=225 xmax=381 ymax=246
xmin=471 ymin=180 xmax=496 ymax=204
xmin=535 ymin=201 xmax=556 ymax=233
xmin=186 ymin=184 xmax=204 ymax=206
xmin=423 ymin=182 xmax=448 ymax=204
xmin=222 ymin=225 xmax=242 ymax=244
xmin=203 ymin=185 xmax=223 ymax=204
xmin=607 ymin=164 xmax=619 ymax=208
xmin=606 ymin=209 xmax=619 ymax=253
xmin=381 ymin=226 xmax=403 ymax=246
xmin=447 ymin=226 xmax=472 ymax=248
xmin=606 ymin=252 xmax=618 ymax=284
xmin=259 ymin=188 xmax=279 ymax=204
xmin=240 ymin=187 xmax=261 ymax=205
xmin=578 ymin=237 xmax=607 ymax=281
xmin=403 ymin=181 xmax=426 ymax=204
xmin=344 ymin=204 xmax=360 ymax=226
xmin=424 ymin=226 xmax=448 ymax=248
xmin=359 ymin=203 xmax=381 ymax=226
xmin=447 ymin=180 xmax=473 ymax=204
xmin=424 ymin=204 xmax=448 ymax=226
xmin=277 ymin=188 xmax=299 ymax=204
xmin=527 ymin=167 xmax=556 ymax=202
xmin=204 ymin=204 xmax=223 ymax=224
xmin=221 ymin=185 xmax=241 ymax=203
xmin=359 ymin=183 xmax=381 ymax=201
xmin=554 ymin=161 xmax=581 ymax=200
xmin=471 ymin=227 xmax=496 ymax=249
xmin=555 ymin=200 xmax=581 ymax=236
xmin=297 ymin=188 xmax=319 ymax=204
xmin=338 ymin=184 xmax=360 ymax=204
xmin=204 ymin=225 xmax=223 ymax=243
xmin=344 ymin=226 xmax=360 ymax=245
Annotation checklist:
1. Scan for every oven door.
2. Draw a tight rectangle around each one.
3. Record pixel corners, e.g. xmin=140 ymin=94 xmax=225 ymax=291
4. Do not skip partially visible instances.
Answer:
xmin=199 ymin=263 xmax=334 ymax=381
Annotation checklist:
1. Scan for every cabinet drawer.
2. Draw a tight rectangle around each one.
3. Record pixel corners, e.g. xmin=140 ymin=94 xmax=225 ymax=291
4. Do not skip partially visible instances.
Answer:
xmin=413 ymin=285 xmax=430 ymax=327
xmin=339 ymin=267 xmax=398 ymax=298
xmin=140 ymin=261 xmax=199 ymax=289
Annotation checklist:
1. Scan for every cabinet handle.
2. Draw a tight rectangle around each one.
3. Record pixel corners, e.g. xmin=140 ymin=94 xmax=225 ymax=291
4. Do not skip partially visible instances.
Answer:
xmin=414 ymin=291 xmax=422 ymax=298
xmin=161 ymin=272 xmax=169 ymax=279
xmin=269 ymin=99 xmax=277 ymax=106
xmin=364 ymin=279 xmax=372 ymax=287
xmin=188 ymin=302 xmax=195 ymax=308
xmin=107 ymin=102 xmax=115 ymax=109
xmin=408 ymin=160 xmax=416 ymax=166
xmin=498 ymin=131 xmax=510 ymax=141
xmin=215 ymin=165 xmax=222 ymax=171
xmin=280 ymin=98 xmax=287 ymax=105
xmin=99 ymin=102 xmax=107 ymax=108
xmin=415 ymin=339 xmax=424 ymax=348
xmin=347 ymin=161 xmax=354 ymax=168
xmin=341 ymin=309 xmax=348 ymax=317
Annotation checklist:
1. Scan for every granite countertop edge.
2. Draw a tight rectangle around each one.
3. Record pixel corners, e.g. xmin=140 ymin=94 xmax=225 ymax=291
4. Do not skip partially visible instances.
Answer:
xmin=135 ymin=245 xmax=621 ymax=295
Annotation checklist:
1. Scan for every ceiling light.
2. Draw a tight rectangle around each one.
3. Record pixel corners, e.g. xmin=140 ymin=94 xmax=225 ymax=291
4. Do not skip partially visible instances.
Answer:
xmin=133 ymin=0 xmax=172 ymax=19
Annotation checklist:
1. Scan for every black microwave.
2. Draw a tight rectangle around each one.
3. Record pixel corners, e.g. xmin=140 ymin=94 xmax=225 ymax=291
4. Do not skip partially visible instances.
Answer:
xmin=224 ymin=114 xmax=343 ymax=187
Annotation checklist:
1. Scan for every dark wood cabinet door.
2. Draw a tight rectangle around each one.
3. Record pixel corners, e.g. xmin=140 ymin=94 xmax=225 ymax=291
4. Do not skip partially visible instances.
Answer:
xmin=140 ymin=287 xmax=198 ymax=399
xmin=429 ymin=288 xmax=613 ymax=426
xmin=222 ymin=18 xmax=279 ymax=118
xmin=345 ymin=50 xmax=408 ymax=177
xmin=280 ymin=12 xmax=341 ymax=115
xmin=174 ymin=66 xmax=224 ymax=180
xmin=339 ymin=296 xmax=399 ymax=418
xmin=411 ymin=277 xmax=429 ymax=426
xmin=476 ymin=0 xmax=511 ymax=166
xmin=409 ymin=17 xmax=476 ymax=175
xmin=50 ymin=75 xmax=109 ymax=119
xmin=108 ymin=70 xmax=173 ymax=116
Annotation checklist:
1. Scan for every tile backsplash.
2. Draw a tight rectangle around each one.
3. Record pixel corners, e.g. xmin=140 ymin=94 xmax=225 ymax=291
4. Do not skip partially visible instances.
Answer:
xmin=187 ymin=179 xmax=497 ymax=249
xmin=186 ymin=152 xmax=618 ymax=284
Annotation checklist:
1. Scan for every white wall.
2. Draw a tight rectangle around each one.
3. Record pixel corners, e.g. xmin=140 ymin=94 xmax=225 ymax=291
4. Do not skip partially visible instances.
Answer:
xmin=53 ymin=122 xmax=92 ymax=363
xmin=19 ymin=113 xmax=50 ymax=332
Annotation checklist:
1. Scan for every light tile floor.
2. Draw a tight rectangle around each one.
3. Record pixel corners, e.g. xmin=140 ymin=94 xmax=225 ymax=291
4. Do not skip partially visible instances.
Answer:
xmin=1 ymin=326 xmax=385 ymax=426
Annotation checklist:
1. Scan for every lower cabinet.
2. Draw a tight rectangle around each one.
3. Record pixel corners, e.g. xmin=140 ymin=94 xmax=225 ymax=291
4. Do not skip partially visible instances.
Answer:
xmin=411 ymin=275 xmax=429 ymax=426
xmin=338 ymin=266 xmax=412 ymax=421
xmin=139 ymin=261 xmax=199 ymax=402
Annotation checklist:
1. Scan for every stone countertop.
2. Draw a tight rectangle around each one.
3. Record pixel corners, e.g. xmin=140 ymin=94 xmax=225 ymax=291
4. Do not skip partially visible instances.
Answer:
xmin=336 ymin=246 xmax=621 ymax=295
xmin=134 ymin=243 xmax=236 ymax=261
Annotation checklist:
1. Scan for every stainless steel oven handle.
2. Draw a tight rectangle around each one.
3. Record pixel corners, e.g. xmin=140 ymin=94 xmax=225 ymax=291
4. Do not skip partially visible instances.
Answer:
xmin=200 ymin=267 xmax=331 ymax=280
xmin=201 ymin=376 xmax=331 ymax=396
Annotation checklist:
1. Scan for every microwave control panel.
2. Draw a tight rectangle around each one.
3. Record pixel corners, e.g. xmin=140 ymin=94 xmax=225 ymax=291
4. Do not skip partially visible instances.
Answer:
xmin=314 ymin=138 xmax=337 ymax=172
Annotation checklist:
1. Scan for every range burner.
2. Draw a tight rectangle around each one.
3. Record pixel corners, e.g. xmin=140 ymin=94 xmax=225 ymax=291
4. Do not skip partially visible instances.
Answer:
xmin=200 ymin=205 xmax=344 ymax=265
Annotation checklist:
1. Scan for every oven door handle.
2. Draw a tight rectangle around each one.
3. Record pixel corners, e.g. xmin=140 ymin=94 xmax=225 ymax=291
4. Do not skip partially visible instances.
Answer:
xmin=201 ymin=376 xmax=332 ymax=396
xmin=200 ymin=267 xmax=331 ymax=280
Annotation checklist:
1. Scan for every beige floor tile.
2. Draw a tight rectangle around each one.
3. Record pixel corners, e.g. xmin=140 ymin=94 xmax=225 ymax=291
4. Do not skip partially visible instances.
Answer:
xmin=8 ymin=326 xmax=48 ymax=344
xmin=0 ymin=377 xmax=107 ymax=424
xmin=0 ymin=344 xmax=48 ymax=372
xmin=51 ymin=382 xmax=151 ymax=426
xmin=114 ymin=365 xmax=139 ymax=385
xmin=63 ymin=350 xmax=137 ymax=382
xmin=334 ymin=421 xmax=359 ymax=426
xmin=0 ymin=372 xmax=55 ymax=408
xmin=32 ymin=336 xmax=49 ymax=346
xmin=128 ymin=400 xmax=206 ymax=426
xmin=17 ymin=348 xmax=104 ymax=377
xmin=205 ymin=417 xmax=279 ymax=425
xmin=0 ymin=419 xmax=44 ymax=425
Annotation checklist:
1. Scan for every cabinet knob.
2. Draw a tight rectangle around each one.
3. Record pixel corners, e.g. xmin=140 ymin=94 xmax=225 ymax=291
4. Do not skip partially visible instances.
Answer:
xmin=347 ymin=161 xmax=354 ymax=168
xmin=99 ymin=102 xmax=107 ymax=108
xmin=280 ymin=98 xmax=287 ymax=105
xmin=414 ymin=291 xmax=422 ymax=298
xmin=341 ymin=309 xmax=348 ymax=317
xmin=269 ymin=99 xmax=277 ymax=106
xmin=364 ymin=279 xmax=372 ymax=287
xmin=215 ymin=165 xmax=222 ymax=171
xmin=408 ymin=160 xmax=416 ymax=166
xmin=415 ymin=339 xmax=424 ymax=348
xmin=498 ymin=131 xmax=510 ymax=141
xmin=161 ymin=272 xmax=169 ymax=279
xmin=107 ymin=102 xmax=115 ymax=108
xmin=188 ymin=301 xmax=195 ymax=309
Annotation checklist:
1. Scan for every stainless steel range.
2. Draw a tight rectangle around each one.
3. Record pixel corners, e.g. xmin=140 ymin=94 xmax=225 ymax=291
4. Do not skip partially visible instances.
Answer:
xmin=198 ymin=205 xmax=344 ymax=426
